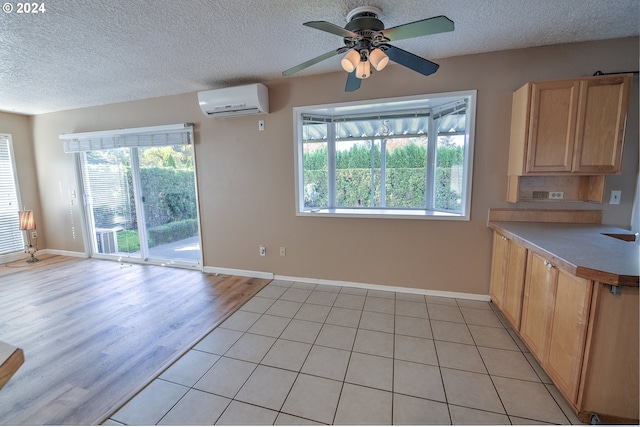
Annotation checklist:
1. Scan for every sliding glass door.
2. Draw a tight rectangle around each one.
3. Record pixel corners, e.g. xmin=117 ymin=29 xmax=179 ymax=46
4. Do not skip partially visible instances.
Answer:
xmin=80 ymin=143 xmax=201 ymax=267
xmin=137 ymin=145 xmax=200 ymax=263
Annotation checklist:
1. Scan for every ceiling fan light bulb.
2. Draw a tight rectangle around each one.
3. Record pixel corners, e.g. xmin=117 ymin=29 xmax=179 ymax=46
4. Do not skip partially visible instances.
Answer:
xmin=341 ymin=50 xmax=360 ymax=73
xmin=370 ymin=48 xmax=389 ymax=71
xmin=356 ymin=60 xmax=371 ymax=79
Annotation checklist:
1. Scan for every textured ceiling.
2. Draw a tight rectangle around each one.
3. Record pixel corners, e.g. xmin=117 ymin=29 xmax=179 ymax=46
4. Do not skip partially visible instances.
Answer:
xmin=1 ymin=0 xmax=638 ymax=115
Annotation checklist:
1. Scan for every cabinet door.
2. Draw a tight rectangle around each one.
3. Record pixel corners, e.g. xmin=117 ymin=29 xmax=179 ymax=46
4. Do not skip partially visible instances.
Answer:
xmin=573 ymin=75 xmax=631 ymax=173
xmin=579 ymin=284 xmax=639 ymax=421
xmin=502 ymin=241 xmax=527 ymax=330
xmin=525 ymin=80 xmax=580 ymax=173
xmin=545 ymin=270 xmax=592 ymax=403
xmin=489 ymin=233 xmax=509 ymax=309
xmin=520 ymin=252 xmax=557 ymax=360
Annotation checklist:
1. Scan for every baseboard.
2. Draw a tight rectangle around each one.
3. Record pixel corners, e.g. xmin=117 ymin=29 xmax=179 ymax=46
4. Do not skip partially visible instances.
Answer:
xmin=4 ymin=250 xmax=487 ymax=301
xmin=203 ymin=266 xmax=274 ymax=280
xmin=40 ymin=249 xmax=89 ymax=258
xmin=274 ymin=274 xmax=490 ymax=301
xmin=0 ymin=251 xmax=30 ymax=264
xmin=1 ymin=249 xmax=88 ymax=265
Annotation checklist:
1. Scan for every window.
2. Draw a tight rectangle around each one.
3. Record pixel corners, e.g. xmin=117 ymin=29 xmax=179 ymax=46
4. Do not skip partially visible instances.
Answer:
xmin=0 ymin=134 xmax=25 ymax=255
xmin=295 ymin=90 xmax=476 ymax=219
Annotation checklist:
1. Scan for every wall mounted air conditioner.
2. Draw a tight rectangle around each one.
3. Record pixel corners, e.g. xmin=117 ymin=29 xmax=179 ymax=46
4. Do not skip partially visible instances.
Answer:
xmin=198 ymin=83 xmax=269 ymax=118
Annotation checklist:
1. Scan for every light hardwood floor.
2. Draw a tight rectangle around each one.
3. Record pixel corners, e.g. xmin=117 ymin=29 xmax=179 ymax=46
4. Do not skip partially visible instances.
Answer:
xmin=0 ymin=255 xmax=269 ymax=425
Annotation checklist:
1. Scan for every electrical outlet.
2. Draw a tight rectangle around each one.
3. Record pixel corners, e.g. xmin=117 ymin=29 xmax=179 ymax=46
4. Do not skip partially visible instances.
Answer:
xmin=30 ymin=230 xmax=38 ymax=239
xmin=259 ymin=245 xmax=266 ymax=256
xmin=609 ymin=190 xmax=621 ymax=205
xmin=549 ymin=191 xmax=564 ymax=199
xmin=533 ymin=191 xmax=549 ymax=199
xmin=258 ymin=120 xmax=265 ymax=131
xmin=280 ymin=247 xmax=286 ymax=256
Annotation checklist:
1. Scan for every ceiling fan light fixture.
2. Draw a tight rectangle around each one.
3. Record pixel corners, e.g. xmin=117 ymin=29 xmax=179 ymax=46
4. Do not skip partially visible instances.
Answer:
xmin=369 ymin=48 xmax=389 ymax=71
xmin=356 ymin=60 xmax=371 ymax=79
xmin=341 ymin=49 xmax=361 ymax=73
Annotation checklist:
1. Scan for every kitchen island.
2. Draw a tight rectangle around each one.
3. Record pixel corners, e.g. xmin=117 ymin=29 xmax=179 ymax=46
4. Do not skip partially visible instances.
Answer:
xmin=487 ymin=209 xmax=638 ymax=424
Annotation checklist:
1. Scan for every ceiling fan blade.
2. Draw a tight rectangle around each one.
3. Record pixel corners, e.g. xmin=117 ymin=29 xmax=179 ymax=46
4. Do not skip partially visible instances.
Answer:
xmin=282 ymin=49 xmax=341 ymax=76
xmin=345 ymin=71 xmax=361 ymax=92
xmin=303 ymin=21 xmax=362 ymax=40
xmin=385 ymin=45 xmax=439 ymax=76
xmin=380 ymin=15 xmax=454 ymax=42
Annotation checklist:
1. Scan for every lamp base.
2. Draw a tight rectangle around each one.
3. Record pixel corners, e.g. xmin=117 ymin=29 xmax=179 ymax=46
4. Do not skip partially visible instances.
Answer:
xmin=26 ymin=254 xmax=39 ymax=263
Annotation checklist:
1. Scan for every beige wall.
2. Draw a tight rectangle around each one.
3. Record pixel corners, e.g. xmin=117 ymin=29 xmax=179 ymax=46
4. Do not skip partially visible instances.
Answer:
xmin=28 ymin=37 xmax=639 ymax=295
xmin=0 ymin=111 xmax=45 ymax=250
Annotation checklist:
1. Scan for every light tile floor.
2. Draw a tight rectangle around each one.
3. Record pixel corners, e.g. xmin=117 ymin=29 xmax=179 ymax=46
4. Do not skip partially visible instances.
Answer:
xmin=104 ymin=280 xmax=583 ymax=425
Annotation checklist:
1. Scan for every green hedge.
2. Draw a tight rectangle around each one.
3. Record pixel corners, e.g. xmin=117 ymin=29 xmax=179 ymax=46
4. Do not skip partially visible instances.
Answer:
xmin=116 ymin=219 xmax=198 ymax=253
xmin=137 ymin=167 xmax=198 ymax=229
xmin=147 ymin=219 xmax=198 ymax=247
xmin=303 ymin=142 xmax=463 ymax=210
xmin=88 ymin=166 xmax=197 ymax=231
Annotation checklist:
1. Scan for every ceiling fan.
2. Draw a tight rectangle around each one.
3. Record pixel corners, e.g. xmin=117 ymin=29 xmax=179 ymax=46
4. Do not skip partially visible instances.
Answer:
xmin=282 ymin=6 xmax=454 ymax=92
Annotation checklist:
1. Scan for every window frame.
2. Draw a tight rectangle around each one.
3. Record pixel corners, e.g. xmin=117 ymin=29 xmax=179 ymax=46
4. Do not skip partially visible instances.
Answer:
xmin=61 ymin=123 xmax=203 ymax=269
xmin=293 ymin=90 xmax=476 ymax=220
xmin=0 ymin=133 xmax=26 ymax=256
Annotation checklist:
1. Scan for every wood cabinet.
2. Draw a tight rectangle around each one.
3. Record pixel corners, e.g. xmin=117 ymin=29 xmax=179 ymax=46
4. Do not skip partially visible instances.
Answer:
xmin=545 ymin=268 xmax=592 ymax=403
xmin=489 ymin=232 xmax=527 ymax=329
xmin=508 ymin=250 xmax=638 ymax=423
xmin=488 ymin=219 xmax=639 ymax=423
xmin=518 ymin=79 xmax=580 ymax=174
xmin=578 ymin=284 xmax=639 ymax=422
xmin=489 ymin=233 xmax=509 ymax=308
xmin=573 ymin=77 xmax=631 ymax=173
xmin=507 ymin=74 xmax=632 ymax=203
xmin=520 ymin=252 xmax=557 ymax=359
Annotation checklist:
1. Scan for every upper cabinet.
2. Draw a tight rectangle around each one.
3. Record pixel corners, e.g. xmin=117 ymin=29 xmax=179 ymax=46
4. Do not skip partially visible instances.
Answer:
xmin=507 ymin=74 xmax=632 ymax=202
xmin=573 ymin=76 xmax=631 ymax=173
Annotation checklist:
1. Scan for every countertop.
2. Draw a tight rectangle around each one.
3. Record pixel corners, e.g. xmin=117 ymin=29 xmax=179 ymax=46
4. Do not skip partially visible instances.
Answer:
xmin=489 ymin=221 xmax=639 ymax=286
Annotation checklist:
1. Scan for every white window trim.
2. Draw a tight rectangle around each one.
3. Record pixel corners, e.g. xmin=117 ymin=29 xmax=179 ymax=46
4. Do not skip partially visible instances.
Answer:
xmin=293 ymin=90 xmax=476 ymax=220
xmin=0 ymin=133 xmax=25 ymax=256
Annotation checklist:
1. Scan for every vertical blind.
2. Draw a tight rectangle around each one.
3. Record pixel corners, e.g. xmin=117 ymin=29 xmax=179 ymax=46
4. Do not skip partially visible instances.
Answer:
xmin=0 ymin=135 xmax=25 ymax=255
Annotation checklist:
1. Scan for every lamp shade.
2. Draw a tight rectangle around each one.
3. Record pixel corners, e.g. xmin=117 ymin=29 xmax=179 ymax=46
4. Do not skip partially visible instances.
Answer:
xmin=356 ymin=60 xmax=371 ymax=79
xmin=369 ymin=48 xmax=389 ymax=71
xmin=341 ymin=50 xmax=361 ymax=73
xmin=18 ymin=210 xmax=35 ymax=230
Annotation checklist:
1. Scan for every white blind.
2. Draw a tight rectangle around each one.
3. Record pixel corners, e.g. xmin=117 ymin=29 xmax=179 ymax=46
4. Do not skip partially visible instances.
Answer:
xmin=62 ymin=123 xmax=193 ymax=153
xmin=82 ymin=151 xmax=135 ymax=232
xmin=0 ymin=135 xmax=25 ymax=255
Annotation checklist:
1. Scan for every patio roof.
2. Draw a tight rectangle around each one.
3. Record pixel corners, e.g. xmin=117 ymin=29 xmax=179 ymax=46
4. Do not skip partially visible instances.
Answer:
xmin=302 ymin=106 xmax=467 ymax=142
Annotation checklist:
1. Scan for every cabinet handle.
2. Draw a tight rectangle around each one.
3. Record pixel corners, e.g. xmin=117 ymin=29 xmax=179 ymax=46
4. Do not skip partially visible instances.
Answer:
xmin=543 ymin=260 xmax=553 ymax=269
xmin=501 ymin=236 xmax=507 ymax=241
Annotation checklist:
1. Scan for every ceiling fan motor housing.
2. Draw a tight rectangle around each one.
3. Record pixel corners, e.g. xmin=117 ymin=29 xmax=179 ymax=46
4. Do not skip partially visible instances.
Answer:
xmin=345 ymin=6 xmax=385 ymax=35
xmin=344 ymin=6 xmax=386 ymax=57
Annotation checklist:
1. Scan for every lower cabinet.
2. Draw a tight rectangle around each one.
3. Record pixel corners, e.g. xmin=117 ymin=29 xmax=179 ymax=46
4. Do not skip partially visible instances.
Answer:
xmin=578 ymin=283 xmax=639 ymax=422
xmin=520 ymin=252 xmax=557 ymax=358
xmin=490 ymin=232 xmax=639 ymax=423
xmin=489 ymin=232 xmax=527 ymax=329
xmin=546 ymin=269 xmax=592 ymax=403
xmin=521 ymin=253 xmax=592 ymax=403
